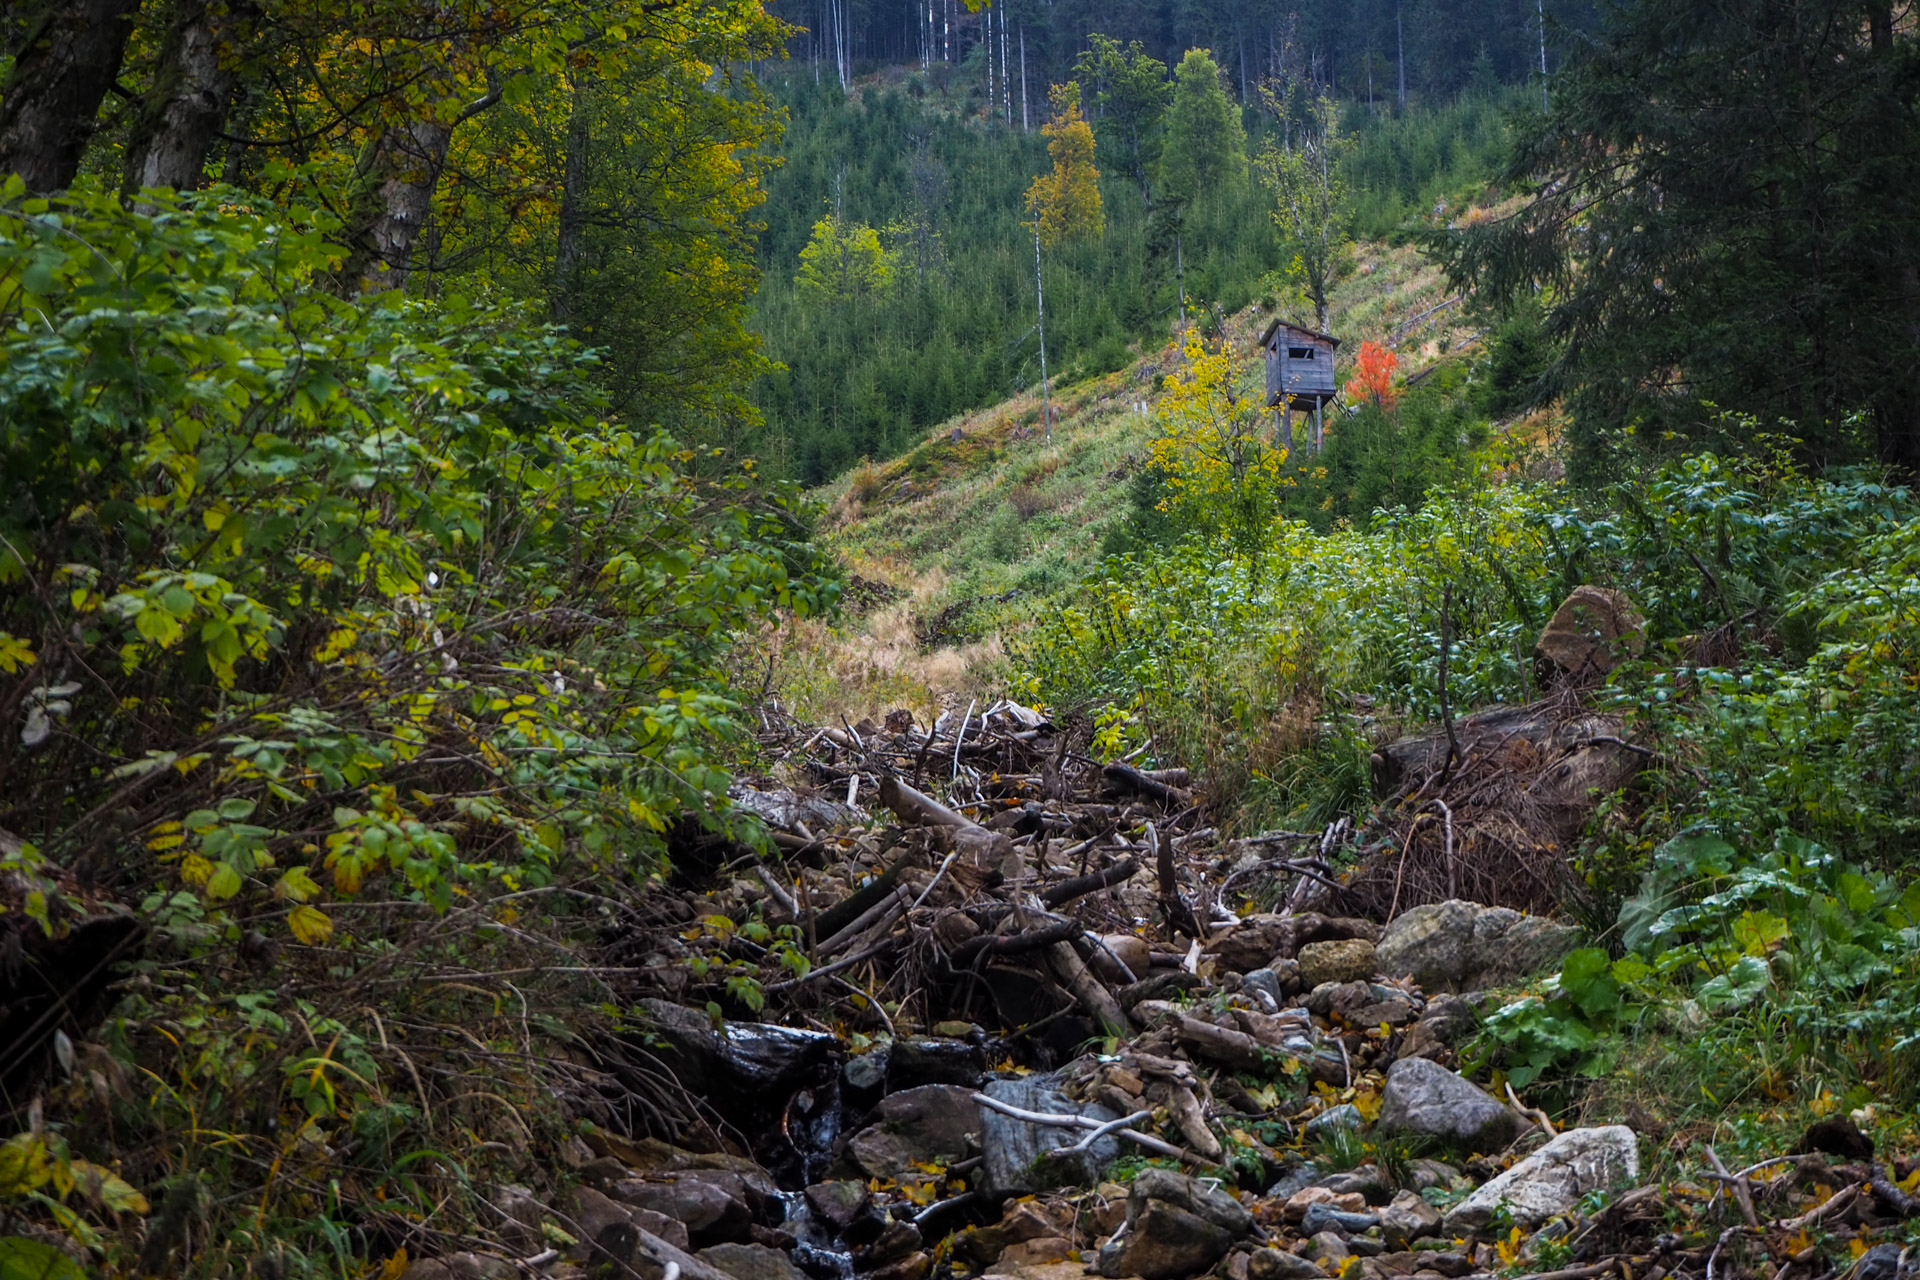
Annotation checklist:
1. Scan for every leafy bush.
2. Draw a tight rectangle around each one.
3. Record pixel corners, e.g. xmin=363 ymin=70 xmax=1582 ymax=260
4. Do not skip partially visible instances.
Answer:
xmin=0 ymin=185 xmax=834 ymax=1274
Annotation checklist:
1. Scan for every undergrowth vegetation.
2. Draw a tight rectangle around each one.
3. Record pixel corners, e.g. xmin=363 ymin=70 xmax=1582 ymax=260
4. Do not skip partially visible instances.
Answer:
xmin=0 ymin=186 xmax=835 ymax=1276
xmin=1021 ymin=416 xmax=1920 ymax=1120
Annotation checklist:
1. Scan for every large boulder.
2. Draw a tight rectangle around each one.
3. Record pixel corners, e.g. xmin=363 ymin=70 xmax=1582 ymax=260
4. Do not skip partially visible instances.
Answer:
xmin=1537 ymin=586 xmax=1645 ymax=683
xmin=976 ymin=1072 xmax=1123 ymax=1198
xmin=1374 ymin=901 xmax=1580 ymax=993
xmin=1443 ymin=1126 xmax=1639 ymax=1233
xmin=848 ymin=1084 xmax=980 ymax=1181
xmin=1378 ymin=1057 xmax=1524 ymax=1152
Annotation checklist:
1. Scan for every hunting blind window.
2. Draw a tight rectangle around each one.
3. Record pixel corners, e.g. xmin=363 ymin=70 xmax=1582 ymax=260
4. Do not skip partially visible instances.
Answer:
xmin=1289 ymin=347 xmax=1314 ymax=360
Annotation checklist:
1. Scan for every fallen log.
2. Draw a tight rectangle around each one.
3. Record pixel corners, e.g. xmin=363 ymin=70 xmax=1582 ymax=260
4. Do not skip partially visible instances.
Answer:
xmin=1175 ymin=1015 xmax=1266 ymax=1070
xmin=1039 ymin=857 xmax=1140 ymax=908
xmin=809 ymin=845 xmax=921 ymax=940
xmin=1103 ymin=761 xmax=1191 ymax=805
xmin=949 ymin=919 xmax=1082 ymax=967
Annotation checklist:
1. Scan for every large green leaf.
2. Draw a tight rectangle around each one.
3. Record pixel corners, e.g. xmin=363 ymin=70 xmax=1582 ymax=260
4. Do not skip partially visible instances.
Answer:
xmin=0 ymin=1237 xmax=88 ymax=1280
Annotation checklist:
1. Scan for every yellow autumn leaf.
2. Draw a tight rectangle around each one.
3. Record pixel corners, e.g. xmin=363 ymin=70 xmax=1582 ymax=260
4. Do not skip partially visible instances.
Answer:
xmin=289 ymin=904 xmax=333 ymax=945
xmin=179 ymin=853 xmax=214 ymax=886
xmin=378 ymin=1250 xmax=411 ymax=1280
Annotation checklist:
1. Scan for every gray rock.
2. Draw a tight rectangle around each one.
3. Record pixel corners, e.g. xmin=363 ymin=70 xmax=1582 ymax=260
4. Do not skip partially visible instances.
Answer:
xmin=854 ymin=1221 xmax=923 ymax=1268
xmin=1306 ymin=1232 xmax=1350 ymax=1264
xmin=1379 ymin=1191 xmax=1442 ymax=1250
xmin=1250 ymin=1249 xmax=1327 ymax=1280
xmin=1241 ymin=968 xmax=1286 ymax=1011
xmin=1379 ymin=1057 xmax=1524 ymax=1152
xmin=440 ymin=1255 xmax=517 ymax=1280
xmin=1096 ymin=1202 xmax=1237 ymax=1280
xmin=1265 ymin=1164 xmax=1321 ymax=1200
xmin=844 ymin=1053 xmax=888 ymax=1090
xmin=1299 ymin=939 xmax=1378 ymax=988
xmin=976 ymin=1073 xmax=1121 ymax=1197
xmin=699 ymin=1243 xmax=808 ymax=1280
xmin=1374 ymin=902 xmax=1580 ymax=994
xmin=638 ymin=998 xmax=838 ymax=1096
xmin=849 ymin=1085 xmax=980 ymax=1181
xmin=490 ymin=1185 xmax=546 ymax=1251
xmin=609 ymin=1176 xmax=751 ymax=1242
xmin=1443 ymin=1126 xmax=1639 ymax=1233
xmin=1315 ymin=1169 xmax=1391 ymax=1203
xmin=1404 ymin=1160 xmax=1467 ymax=1194
xmin=1306 ymin=1104 xmax=1362 ymax=1136
xmin=1299 ymin=1203 xmax=1379 ymax=1235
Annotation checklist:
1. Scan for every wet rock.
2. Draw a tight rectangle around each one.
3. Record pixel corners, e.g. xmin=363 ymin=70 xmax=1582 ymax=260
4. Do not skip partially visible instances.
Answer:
xmin=854 ymin=1220 xmax=923 ymax=1268
xmin=848 ymin=1085 xmax=979 ymax=1181
xmin=977 ymin=1072 xmax=1122 ymax=1198
xmin=1796 ymin=1116 xmax=1875 ymax=1161
xmin=698 ymin=1243 xmax=808 ymax=1280
xmin=1443 ymin=1126 xmax=1639 ymax=1232
xmin=1378 ymin=1057 xmax=1524 ymax=1152
xmin=1852 ymin=1243 xmax=1904 ymax=1280
xmin=1537 ymin=586 xmax=1644 ymax=681
xmin=1299 ymin=939 xmax=1378 ymax=987
xmin=871 ymin=1253 xmax=933 ymax=1280
xmin=1264 ymin=1165 xmax=1321 ymax=1201
xmin=889 ymin=1036 xmax=987 ymax=1089
xmin=845 ymin=1052 xmax=888 ymax=1090
xmin=1250 ymin=1248 xmax=1328 ymax=1280
xmin=1374 ymin=902 xmax=1580 ymax=995
xmin=1379 ymin=1191 xmax=1443 ymax=1250
xmin=637 ymin=998 xmax=838 ymax=1100
xmin=569 ymin=1184 xmax=690 ymax=1256
xmin=804 ymin=1181 xmax=872 ymax=1232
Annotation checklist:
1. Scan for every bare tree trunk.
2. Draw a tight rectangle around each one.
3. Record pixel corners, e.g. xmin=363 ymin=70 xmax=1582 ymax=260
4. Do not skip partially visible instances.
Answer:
xmin=123 ymin=0 xmax=252 ymax=196
xmin=0 ymin=0 xmax=141 ymax=192
xmin=1020 ymin=26 xmax=1029 ymax=130
xmin=1033 ymin=219 xmax=1051 ymax=443
xmin=551 ymin=88 xmax=591 ymax=323
xmin=1396 ymin=6 xmax=1406 ymax=112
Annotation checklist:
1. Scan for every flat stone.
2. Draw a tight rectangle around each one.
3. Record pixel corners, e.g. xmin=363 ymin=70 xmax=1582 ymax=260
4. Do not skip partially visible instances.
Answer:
xmin=1307 ymin=1232 xmax=1350 ymax=1263
xmin=1306 ymin=1104 xmax=1362 ymax=1136
xmin=997 ymin=1237 xmax=1075 ymax=1269
xmin=697 ymin=1243 xmax=807 ymax=1280
xmin=1378 ymin=1058 xmax=1523 ymax=1153
xmin=1443 ymin=1126 xmax=1639 ymax=1233
xmin=608 ymin=1177 xmax=749 ymax=1241
xmin=1130 ymin=1169 xmax=1254 ymax=1235
xmin=1299 ymin=1203 xmax=1379 ymax=1235
xmin=1299 ymin=939 xmax=1378 ymax=988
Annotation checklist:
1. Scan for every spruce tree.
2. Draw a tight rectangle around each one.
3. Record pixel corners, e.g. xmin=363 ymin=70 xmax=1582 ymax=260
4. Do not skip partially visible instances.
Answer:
xmin=1159 ymin=49 xmax=1248 ymax=207
xmin=1432 ymin=0 xmax=1920 ymax=476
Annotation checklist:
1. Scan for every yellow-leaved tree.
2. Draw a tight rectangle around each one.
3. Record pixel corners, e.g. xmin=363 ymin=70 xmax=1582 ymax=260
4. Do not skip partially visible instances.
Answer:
xmin=1147 ymin=333 xmax=1292 ymax=574
xmin=1027 ymin=82 xmax=1105 ymax=247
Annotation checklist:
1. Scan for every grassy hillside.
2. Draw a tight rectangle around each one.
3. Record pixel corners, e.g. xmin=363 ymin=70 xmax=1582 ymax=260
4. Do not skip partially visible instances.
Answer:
xmin=768 ymin=235 xmax=1511 ymax=726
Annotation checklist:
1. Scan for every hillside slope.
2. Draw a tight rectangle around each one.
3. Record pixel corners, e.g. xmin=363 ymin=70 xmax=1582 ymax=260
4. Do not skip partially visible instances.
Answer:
xmin=770 ymin=238 xmax=1505 ymax=726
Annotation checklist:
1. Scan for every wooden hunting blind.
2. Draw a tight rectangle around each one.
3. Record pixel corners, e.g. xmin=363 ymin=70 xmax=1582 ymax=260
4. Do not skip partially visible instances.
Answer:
xmin=1259 ymin=318 xmax=1340 ymax=452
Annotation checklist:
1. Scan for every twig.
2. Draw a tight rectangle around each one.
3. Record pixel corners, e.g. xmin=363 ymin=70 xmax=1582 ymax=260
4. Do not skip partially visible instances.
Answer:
xmin=953 ymin=698 xmax=976 ymax=778
xmin=764 ymin=940 xmax=893 ymax=993
xmin=753 ymin=865 xmax=798 ymax=917
xmin=1039 ymin=857 xmax=1140 ymax=907
xmin=1050 ymin=1110 xmax=1154 ymax=1155
xmin=971 ymin=1093 xmax=1202 ymax=1165
xmin=1705 ymin=1145 xmax=1758 ymax=1228
xmin=1437 ymin=581 xmax=1462 ymax=787
xmin=910 ymin=852 xmax=958 ymax=911
xmin=1505 ymin=1080 xmax=1555 ymax=1136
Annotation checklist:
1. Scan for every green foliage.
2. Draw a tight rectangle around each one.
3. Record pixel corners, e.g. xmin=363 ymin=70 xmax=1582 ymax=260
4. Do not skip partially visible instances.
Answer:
xmin=1160 ymin=50 xmax=1249 ymax=206
xmin=0 ymin=187 xmax=835 ymax=1273
xmin=797 ymin=212 xmax=899 ymax=299
xmin=1429 ymin=2 xmax=1920 ymax=474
